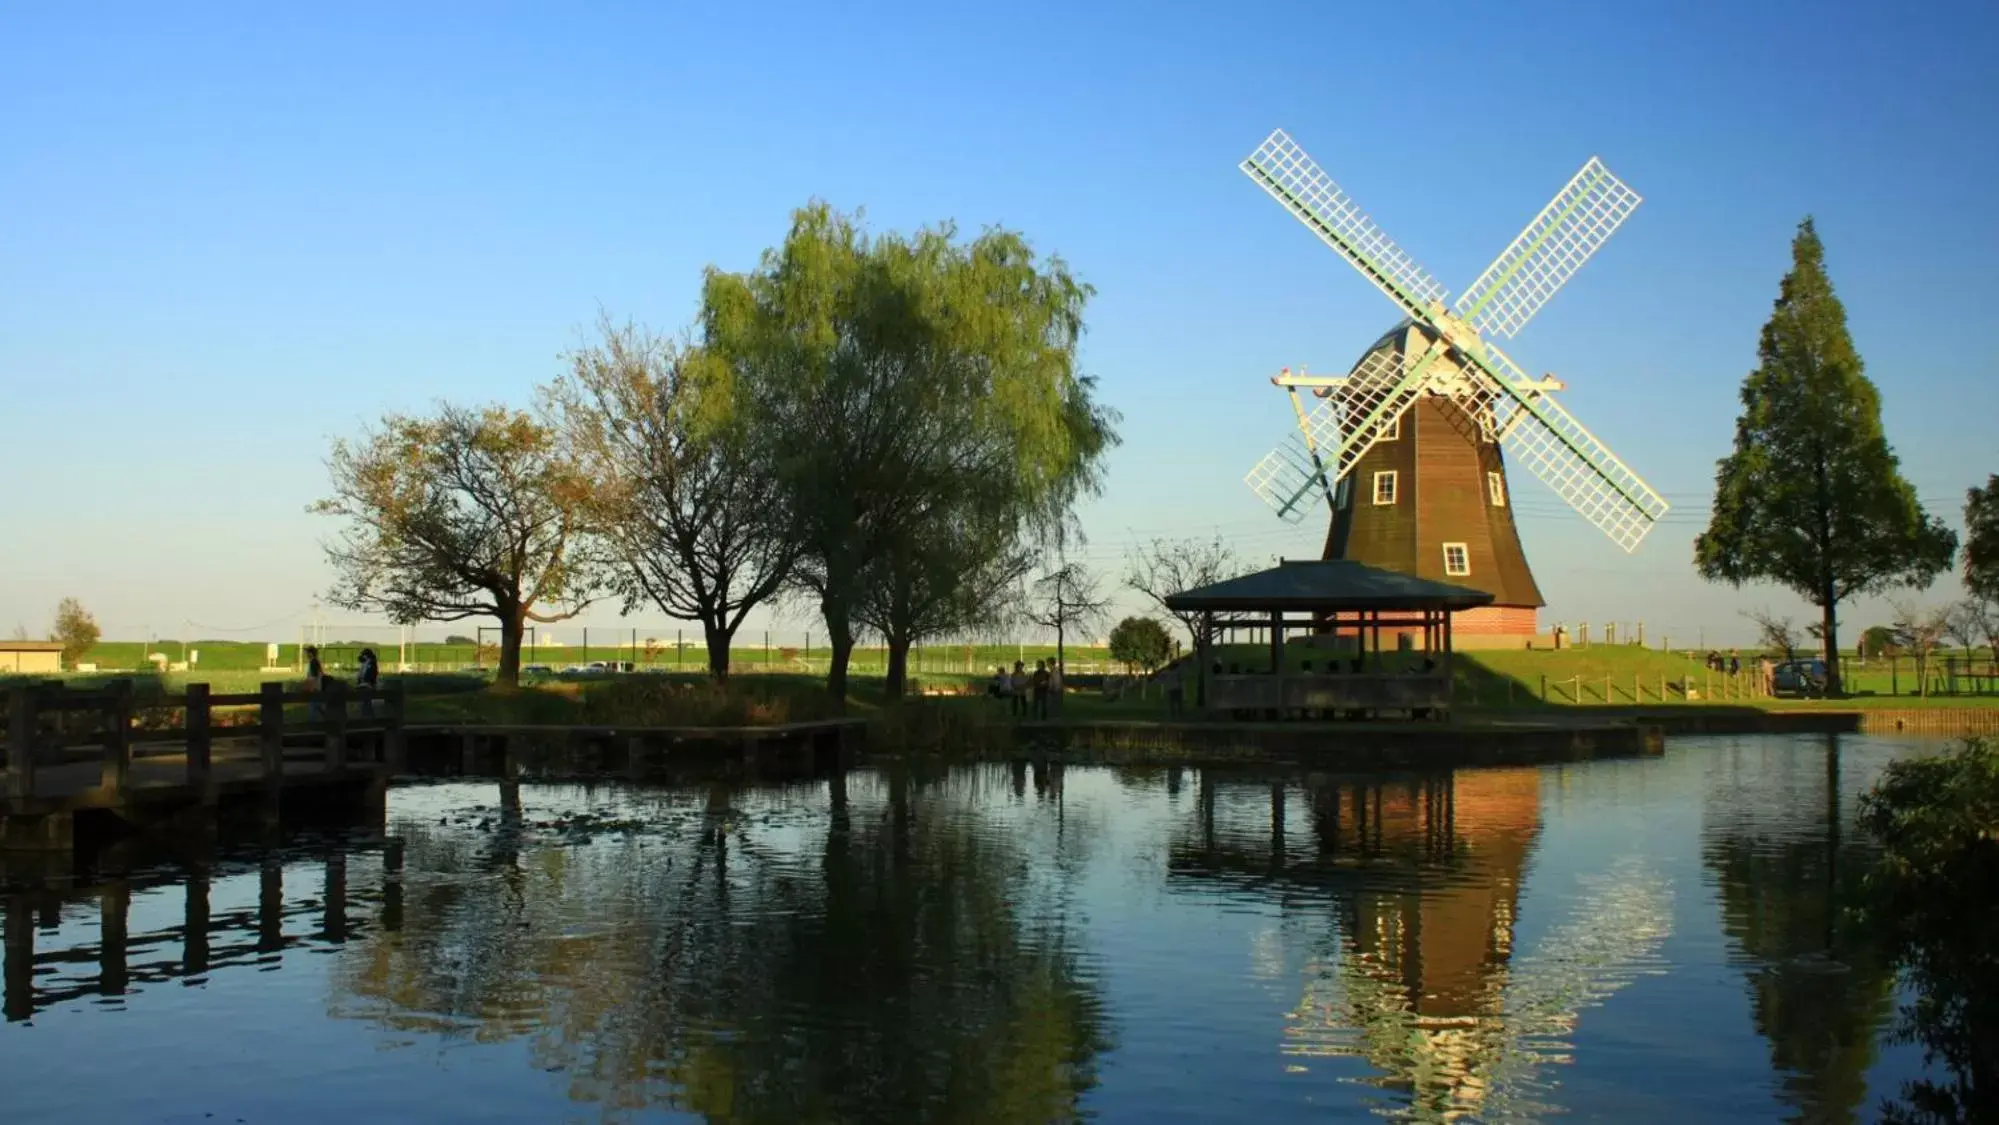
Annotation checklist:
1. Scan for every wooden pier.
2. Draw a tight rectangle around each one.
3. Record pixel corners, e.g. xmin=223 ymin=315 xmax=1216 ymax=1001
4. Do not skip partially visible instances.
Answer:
xmin=3 ymin=679 xmax=405 ymax=852
xmin=3 ymin=839 xmax=404 ymax=1022
xmin=3 ymin=680 xmax=869 ymax=855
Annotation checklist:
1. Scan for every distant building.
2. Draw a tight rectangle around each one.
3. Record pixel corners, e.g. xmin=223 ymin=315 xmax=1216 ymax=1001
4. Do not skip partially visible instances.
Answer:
xmin=0 ymin=640 xmax=64 ymax=674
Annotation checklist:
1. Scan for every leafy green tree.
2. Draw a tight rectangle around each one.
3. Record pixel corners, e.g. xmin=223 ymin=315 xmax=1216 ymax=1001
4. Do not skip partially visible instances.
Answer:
xmin=1861 ymin=624 xmax=1900 ymax=660
xmin=1856 ymin=738 xmax=1999 ymax=1124
xmin=312 ymin=403 xmax=599 ymax=686
xmin=701 ymin=203 xmax=1117 ymax=702
xmin=544 ymin=316 xmax=794 ymax=680
xmin=1966 ymin=476 xmax=1999 ymax=602
xmin=50 ymin=597 xmax=100 ymax=669
xmin=1107 ymin=616 xmax=1172 ymax=674
xmin=853 ymin=512 xmax=1037 ymax=698
xmin=1695 ymin=218 xmax=1957 ymax=695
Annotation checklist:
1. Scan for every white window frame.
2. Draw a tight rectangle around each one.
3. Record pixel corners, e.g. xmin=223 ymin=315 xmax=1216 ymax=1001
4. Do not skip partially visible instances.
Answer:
xmin=1487 ymin=471 xmax=1506 ymax=508
xmin=1379 ymin=414 xmax=1401 ymax=441
xmin=1372 ymin=470 xmax=1398 ymax=506
xmin=1443 ymin=542 xmax=1471 ymax=577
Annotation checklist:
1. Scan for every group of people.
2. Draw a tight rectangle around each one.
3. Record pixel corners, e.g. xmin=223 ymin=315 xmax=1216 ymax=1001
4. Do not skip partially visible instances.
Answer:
xmin=1703 ymin=650 xmax=1741 ymax=676
xmin=988 ymin=658 xmax=1062 ymax=719
xmin=301 ymin=644 xmax=382 ymax=719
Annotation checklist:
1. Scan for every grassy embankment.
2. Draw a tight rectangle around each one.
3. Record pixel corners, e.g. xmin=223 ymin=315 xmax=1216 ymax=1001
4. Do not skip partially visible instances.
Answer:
xmin=9 ymin=643 xmax=1994 ymax=739
xmin=67 ymin=639 xmax=1107 ymax=678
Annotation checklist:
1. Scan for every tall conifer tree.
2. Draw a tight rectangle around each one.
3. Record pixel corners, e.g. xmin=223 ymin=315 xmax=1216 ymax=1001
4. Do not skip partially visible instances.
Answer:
xmin=1695 ymin=218 xmax=1955 ymax=696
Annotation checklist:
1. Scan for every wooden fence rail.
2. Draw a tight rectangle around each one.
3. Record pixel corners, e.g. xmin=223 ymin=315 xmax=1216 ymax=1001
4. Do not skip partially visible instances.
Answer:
xmin=3 ymin=679 xmax=406 ymax=804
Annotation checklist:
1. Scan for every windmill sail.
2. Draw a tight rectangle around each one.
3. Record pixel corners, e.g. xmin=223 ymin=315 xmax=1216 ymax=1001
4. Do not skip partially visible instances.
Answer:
xmin=1245 ymin=344 xmax=1442 ymax=521
xmin=1241 ymin=130 xmax=1451 ymax=321
xmin=1454 ymin=157 xmax=1642 ymax=340
xmin=1474 ymin=342 xmax=1670 ymax=552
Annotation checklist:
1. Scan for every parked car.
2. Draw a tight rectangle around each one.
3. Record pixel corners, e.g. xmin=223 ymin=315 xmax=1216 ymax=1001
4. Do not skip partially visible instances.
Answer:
xmin=1772 ymin=659 xmax=1828 ymax=698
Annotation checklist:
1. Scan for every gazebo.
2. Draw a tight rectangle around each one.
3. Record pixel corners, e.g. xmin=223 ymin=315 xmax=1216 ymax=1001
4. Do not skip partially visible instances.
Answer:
xmin=1163 ymin=558 xmax=1495 ymax=720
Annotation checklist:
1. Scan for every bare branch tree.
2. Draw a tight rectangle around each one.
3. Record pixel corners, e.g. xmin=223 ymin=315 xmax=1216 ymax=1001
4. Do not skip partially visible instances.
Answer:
xmin=544 ymin=316 xmax=794 ymax=680
xmin=1743 ymin=608 xmax=1802 ymax=661
xmin=1125 ymin=536 xmax=1252 ymax=651
xmin=1888 ymin=600 xmax=1954 ymax=698
xmin=1957 ymin=598 xmax=1999 ymax=663
xmin=1023 ymin=561 xmax=1112 ymax=670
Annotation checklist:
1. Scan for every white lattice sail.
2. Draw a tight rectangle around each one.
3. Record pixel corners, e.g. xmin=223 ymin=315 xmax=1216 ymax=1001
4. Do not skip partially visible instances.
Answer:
xmin=1455 ymin=157 xmax=1642 ymax=340
xmin=1241 ymin=130 xmax=1451 ymax=319
xmin=1474 ymin=343 xmax=1671 ymax=553
xmin=1245 ymin=347 xmax=1436 ymax=521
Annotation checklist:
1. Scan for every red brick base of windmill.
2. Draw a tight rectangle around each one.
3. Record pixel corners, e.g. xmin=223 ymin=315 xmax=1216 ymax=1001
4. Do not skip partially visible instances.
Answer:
xmin=1319 ymin=605 xmax=1543 ymax=652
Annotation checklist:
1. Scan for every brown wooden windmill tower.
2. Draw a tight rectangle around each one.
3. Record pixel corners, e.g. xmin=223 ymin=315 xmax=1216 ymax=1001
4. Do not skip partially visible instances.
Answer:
xmin=1239 ymin=129 xmax=1669 ymax=644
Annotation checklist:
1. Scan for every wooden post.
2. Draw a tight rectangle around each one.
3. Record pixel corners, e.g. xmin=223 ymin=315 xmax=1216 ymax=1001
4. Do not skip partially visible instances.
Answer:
xmin=1604 ymin=674 xmax=1611 ymax=704
xmin=259 ymin=682 xmax=285 ymax=783
xmin=324 ymin=678 xmax=348 ymax=772
xmin=99 ymin=882 xmax=130 ymax=996
xmin=101 ymin=680 xmax=134 ymax=797
xmin=258 ymin=858 xmax=283 ymax=953
xmin=383 ymin=681 xmax=407 ymax=772
xmin=322 ymin=852 xmax=348 ymax=943
xmin=183 ymin=869 xmax=210 ymax=977
xmin=4 ymin=894 xmax=33 ymax=1022
xmin=185 ymin=682 xmax=213 ymax=790
xmin=7 ymin=686 xmax=37 ymax=801
xmin=1539 ymin=674 xmax=1547 ymax=702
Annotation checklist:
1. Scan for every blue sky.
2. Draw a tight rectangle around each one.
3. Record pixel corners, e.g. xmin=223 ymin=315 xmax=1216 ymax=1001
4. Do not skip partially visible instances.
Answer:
xmin=3 ymin=0 xmax=1993 ymax=647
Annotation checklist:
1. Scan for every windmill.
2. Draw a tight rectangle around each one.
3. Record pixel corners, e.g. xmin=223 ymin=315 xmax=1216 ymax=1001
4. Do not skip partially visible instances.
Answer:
xmin=1240 ymin=129 xmax=1668 ymax=641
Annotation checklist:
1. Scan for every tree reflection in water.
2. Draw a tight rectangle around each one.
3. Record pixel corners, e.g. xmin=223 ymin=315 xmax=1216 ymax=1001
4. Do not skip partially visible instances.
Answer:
xmin=329 ymin=769 xmax=1111 ymax=1123
xmin=1703 ymin=733 xmax=1898 ymax=1125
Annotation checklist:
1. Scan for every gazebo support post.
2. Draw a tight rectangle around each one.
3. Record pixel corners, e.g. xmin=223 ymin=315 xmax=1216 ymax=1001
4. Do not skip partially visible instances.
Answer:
xmin=1443 ymin=610 xmax=1456 ymax=711
xmin=1269 ymin=609 xmax=1285 ymax=719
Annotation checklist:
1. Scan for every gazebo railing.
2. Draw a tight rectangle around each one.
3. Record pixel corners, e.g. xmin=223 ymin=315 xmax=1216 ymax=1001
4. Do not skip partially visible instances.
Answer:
xmin=1209 ymin=672 xmax=1449 ymax=714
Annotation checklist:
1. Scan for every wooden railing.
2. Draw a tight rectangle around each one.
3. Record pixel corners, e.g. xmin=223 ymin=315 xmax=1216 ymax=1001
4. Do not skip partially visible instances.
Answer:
xmin=2 ymin=679 xmax=406 ymax=802
xmin=1209 ymin=673 xmax=1450 ymax=716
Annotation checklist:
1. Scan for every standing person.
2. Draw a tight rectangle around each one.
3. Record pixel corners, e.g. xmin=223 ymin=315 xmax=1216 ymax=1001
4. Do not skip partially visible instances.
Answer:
xmin=303 ymin=645 xmax=326 ymax=721
xmin=1010 ymin=660 xmax=1028 ymax=717
xmin=1729 ymin=650 xmax=1740 ymax=677
xmin=1048 ymin=661 xmax=1064 ymax=717
xmin=1031 ymin=659 xmax=1051 ymax=720
xmin=356 ymin=648 xmax=380 ymax=719
xmin=1165 ymin=662 xmax=1185 ymax=716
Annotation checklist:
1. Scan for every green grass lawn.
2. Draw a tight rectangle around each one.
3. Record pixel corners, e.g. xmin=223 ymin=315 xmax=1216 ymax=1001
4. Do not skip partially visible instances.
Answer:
xmin=1167 ymin=643 xmax=1998 ymax=712
xmin=67 ymin=638 xmax=1115 ymax=677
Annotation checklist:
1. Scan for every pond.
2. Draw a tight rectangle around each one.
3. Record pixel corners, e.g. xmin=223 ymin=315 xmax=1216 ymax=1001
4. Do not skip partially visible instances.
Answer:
xmin=0 ymin=733 xmax=1945 ymax=1123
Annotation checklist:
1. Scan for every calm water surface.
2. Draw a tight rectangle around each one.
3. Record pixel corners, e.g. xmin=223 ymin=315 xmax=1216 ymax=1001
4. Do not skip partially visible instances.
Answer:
xmin=0 ymin=733 xmax=1944 ymax=1123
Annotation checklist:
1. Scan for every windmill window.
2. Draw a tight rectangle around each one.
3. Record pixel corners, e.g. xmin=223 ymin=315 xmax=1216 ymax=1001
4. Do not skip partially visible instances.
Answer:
xmin=1379 ymin=415 xmax=1401 ymax=441
xmin=1334 ymin=477 xmax=1351 ymax=509
xmin=1487 ymin=471 xmax=1506 ymax=507
xmin=1372 ymin=471 xmax=1397 ymax=506
xmin=1443 ymin=542 xmax=1471 ymax=577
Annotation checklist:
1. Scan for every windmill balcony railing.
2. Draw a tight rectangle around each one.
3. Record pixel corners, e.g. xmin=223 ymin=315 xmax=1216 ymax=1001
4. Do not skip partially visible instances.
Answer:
xmin=1208 ymin=671 xmax=1451 ymax=720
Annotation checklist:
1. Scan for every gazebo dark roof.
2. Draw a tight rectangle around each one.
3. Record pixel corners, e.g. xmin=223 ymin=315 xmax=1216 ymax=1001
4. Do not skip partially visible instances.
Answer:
xmin=1163 ymin=559 xmax=1496 ymax=613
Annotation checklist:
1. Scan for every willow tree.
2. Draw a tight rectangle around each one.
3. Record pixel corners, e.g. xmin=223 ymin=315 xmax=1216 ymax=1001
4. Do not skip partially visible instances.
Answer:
xmin=1695 ymin=218 xmax=1956 ymax=696
xmin=853 ymin=507 xmax=1038 ymax=698
xmin=312 ymin=403 xmax=597 ymax=686
xmin=701 ymin=203 xmax=1117 ymax=702
xmin=544 ymin=317 xmax=794 ymax=679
